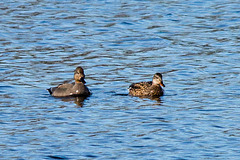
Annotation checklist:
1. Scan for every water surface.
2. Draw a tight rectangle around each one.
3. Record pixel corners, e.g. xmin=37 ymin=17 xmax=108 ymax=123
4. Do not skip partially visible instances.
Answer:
xmin=0 ymin=0 xmax=240 ymax=159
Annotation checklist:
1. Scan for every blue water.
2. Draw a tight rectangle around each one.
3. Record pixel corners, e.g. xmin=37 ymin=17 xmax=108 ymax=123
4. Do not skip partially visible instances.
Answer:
xmin=1 ymin=0 xmax=240 ymax=159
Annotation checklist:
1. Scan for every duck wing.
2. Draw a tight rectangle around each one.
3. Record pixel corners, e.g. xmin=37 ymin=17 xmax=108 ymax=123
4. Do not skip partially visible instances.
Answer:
xmin=129 ymin=81 xmax=152 ymax=90
xmin=47 ymin=83 xmax=74 ymax=97
xmin=129 ymin=81 xmax=153 ymax=96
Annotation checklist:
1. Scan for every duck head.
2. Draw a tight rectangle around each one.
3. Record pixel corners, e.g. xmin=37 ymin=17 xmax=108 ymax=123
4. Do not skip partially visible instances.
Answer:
xmin=74 ymin=66 xmax=86 ymax=83
xmin=152 ymin=73 xmax=165 ymax=87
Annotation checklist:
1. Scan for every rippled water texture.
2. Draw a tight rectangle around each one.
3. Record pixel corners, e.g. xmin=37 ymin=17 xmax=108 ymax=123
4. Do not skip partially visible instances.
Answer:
xmin=1 ymin=0 xmax=240 ymax=159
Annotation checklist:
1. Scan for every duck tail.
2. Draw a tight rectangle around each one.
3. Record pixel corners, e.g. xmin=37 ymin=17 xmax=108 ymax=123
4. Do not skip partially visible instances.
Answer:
xmin=46 ymin=88 xmax=52 ymax=95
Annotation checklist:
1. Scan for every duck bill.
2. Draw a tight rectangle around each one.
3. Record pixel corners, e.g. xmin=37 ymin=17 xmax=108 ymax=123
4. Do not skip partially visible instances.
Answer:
xmin=160 ymin=81 xmax=165 ymax=87
xmin=80 ymin=77 xmax=86 ymax=84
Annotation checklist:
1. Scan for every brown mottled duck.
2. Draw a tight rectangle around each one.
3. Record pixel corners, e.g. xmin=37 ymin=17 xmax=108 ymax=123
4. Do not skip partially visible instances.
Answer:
xmin=129 ymin=73 xmax=165 ymax=97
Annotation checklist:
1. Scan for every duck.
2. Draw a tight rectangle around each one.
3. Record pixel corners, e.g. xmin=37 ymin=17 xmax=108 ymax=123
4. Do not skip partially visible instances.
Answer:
xmin=47 ymin=67 xmax=91 ymax=97
xmin=128 ymin=73 xmax=165 ymax=97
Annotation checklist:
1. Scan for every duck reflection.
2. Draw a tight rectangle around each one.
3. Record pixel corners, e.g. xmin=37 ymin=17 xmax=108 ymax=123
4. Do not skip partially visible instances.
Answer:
xmin=60 ymin=96 xmax=88 ymax=107
xmin=115 ymin=93 xmax=162 ymax=105
xmin=136 ymin=95 xmax=162 ymax=104
xmin=148 ymin=96 xmax=162 ymax=103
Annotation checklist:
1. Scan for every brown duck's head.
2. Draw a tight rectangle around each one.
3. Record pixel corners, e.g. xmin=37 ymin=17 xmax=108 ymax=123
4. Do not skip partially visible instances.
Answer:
xmin=74 ymin=66 xmax=86 ymax=83
xmin=152 ymin=73 xmax=165 ymax=87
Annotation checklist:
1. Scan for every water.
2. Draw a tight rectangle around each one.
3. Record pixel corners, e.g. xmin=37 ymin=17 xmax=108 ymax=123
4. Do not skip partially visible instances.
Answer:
xmin=1 ymin=0 xmax=240 ymax=159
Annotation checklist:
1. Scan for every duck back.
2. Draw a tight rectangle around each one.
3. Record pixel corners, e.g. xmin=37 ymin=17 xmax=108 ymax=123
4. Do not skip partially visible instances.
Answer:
xmin=129 ymin=81 xmax=163 ymax=97
xmin=48 ymin=83 xmax=90 ymax=97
